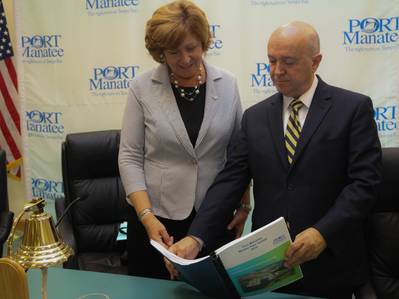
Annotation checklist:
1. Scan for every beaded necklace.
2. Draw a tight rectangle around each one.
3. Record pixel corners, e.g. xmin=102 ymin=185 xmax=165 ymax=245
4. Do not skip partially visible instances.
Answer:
xmin=170 ymin=65 xmax=203 ymax=102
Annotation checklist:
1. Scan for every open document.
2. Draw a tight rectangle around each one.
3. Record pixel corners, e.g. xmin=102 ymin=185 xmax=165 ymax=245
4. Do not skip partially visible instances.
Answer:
xmin=151 ymin=217 xmax=303 ymax=298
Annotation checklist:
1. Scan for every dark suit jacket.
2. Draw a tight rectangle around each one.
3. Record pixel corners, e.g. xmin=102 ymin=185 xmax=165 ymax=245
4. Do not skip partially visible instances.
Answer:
xmin=189 ymin=77 xmax=382 ymax=297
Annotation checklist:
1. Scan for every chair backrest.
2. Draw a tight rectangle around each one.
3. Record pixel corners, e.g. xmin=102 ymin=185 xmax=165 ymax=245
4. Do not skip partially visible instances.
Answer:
xmin=368 ymin=147 xmax=399 ymax=299
xmin=62 ymin=130 xmax=128 ymax=253
xmin=0 ymin=149 xmax=9 ymax=212
xmin=0 ymin=257 xmax=29 ymax=299
xmin=0 ymin=149 xmax=14 ymax=258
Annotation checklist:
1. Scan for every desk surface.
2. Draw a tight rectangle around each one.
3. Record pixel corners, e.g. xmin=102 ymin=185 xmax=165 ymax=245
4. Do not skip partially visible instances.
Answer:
xmin=27 ymin=268 xmax=320 ymax=299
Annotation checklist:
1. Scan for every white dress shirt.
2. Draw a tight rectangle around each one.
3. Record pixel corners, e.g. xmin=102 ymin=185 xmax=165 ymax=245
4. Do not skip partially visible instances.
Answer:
xmin=282 ymin=75 xmax=318 ymax=131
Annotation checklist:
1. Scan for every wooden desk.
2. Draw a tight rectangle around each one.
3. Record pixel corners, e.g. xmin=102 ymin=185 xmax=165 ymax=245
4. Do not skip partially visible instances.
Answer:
xmin=27 ymin=268 xmax=318 ymax=299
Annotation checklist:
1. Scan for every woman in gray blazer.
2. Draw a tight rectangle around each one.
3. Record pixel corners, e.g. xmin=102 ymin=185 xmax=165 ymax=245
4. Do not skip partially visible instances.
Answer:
xmin=118 ymin=0 xmax=250 ymax=280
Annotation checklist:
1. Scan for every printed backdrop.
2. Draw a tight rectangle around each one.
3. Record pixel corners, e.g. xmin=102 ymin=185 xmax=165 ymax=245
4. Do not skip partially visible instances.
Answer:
xmin=12 ymin=0 xmax=399 ymax=207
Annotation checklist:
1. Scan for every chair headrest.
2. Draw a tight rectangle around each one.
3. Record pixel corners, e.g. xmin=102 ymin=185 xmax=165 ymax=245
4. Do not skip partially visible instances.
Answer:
xmin=64 ymin=130 xmax=121 ymax=180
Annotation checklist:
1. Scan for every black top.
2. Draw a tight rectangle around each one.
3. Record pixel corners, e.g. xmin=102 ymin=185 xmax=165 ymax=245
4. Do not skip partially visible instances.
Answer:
xmin=172 ymin=83 xmax=206 ymax=147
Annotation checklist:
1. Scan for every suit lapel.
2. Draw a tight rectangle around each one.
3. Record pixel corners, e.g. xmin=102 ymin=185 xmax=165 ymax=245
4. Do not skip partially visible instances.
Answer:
xmin=267 ymin=94 xmax=289 ymax=170
xmin=291 ymin=78 xmax=332 ymax=166
xmin=152 ymin=64 xmax=196 ymax=158
xmin=195 ymin=62 xmax=220 ymax=149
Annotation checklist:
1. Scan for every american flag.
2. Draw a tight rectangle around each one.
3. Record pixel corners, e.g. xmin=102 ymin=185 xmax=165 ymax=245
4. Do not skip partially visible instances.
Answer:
xmin=0 ymin=0 xmax=21 ymax=180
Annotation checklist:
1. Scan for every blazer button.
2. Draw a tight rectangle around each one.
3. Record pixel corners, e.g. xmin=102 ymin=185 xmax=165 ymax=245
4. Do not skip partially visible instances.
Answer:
xmin=287 ymin=183 xmax=295 ymax=191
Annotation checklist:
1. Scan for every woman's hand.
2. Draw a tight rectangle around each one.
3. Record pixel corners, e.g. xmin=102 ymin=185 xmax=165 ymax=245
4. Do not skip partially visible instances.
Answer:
xmin=128 ymin=191 xmax=173 ymax=247
xmin=141 ymin=213 xmax=173 ymax=248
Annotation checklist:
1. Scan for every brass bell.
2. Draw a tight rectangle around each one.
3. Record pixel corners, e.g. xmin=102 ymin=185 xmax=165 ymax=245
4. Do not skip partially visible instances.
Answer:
xmin=7 ymin=197 xmax=73 ymax=268
xmin=6 ymin=198 xmax=73 ymax=299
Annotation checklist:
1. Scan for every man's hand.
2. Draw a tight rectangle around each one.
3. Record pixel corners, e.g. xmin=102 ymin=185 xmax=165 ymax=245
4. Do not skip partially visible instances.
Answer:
xmin=228 ymin=187 xmax=251 ymax=238
xmin=141 ymin=214 xmax=173 ymax=248
xmin=165 ymin=236 xmax=201 ymax=280
xmin=227 ymin=208 xmax=249 ymax=239
xmin=284 ymin=227 xmax=327 ymax=268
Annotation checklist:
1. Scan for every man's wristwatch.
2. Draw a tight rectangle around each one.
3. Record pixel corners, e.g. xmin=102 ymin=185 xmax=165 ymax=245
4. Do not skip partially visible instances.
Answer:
xmin=240 ymin=203 xmax=252 ymax=213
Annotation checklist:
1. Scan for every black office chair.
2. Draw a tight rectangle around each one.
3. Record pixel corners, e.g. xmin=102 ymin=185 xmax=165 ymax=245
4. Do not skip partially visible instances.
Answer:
xmin=367 ymin=147 xmax=399 ymax=299
xmin=55 ymin=130 xmax=129 ymax=274
xmin=0 ymin=149 xmax=14 ymax=257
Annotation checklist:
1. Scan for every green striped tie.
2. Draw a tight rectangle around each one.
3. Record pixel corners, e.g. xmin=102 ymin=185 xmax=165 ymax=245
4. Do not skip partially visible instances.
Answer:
xmin=285 ymin=99 xmax=304 ymax=164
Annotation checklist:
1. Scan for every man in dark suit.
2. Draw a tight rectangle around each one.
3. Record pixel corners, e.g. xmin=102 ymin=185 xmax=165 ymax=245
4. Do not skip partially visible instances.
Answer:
xmin=167 ymin=21 xmax=381 ymax=298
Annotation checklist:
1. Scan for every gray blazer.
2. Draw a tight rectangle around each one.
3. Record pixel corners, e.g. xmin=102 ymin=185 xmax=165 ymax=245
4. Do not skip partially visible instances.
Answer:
xmin=118 ymin=61 xmax=242 ymax=220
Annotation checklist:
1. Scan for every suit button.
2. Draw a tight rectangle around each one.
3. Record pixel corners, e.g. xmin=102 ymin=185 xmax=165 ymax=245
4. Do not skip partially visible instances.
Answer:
xmin=287 ymin=184 xmax=295 ymax=191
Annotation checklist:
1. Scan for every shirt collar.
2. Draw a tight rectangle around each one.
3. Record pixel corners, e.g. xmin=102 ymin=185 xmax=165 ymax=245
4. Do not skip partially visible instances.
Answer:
xmin=283 ymin=75 xmax=318 ymax=111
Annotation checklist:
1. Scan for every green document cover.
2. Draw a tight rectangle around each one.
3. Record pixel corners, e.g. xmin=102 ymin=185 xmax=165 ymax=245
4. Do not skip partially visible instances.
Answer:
xmin=223 ymin=242 xmax=302 ymax=296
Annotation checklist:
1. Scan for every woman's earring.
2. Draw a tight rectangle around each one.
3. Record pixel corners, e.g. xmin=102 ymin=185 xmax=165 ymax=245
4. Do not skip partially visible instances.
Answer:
xmin=159 ymin=54 xmax=164 ymax=63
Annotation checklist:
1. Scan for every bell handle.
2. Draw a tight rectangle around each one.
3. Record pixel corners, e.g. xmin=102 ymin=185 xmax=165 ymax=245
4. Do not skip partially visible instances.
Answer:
xmin=24 ymin=198 xmax=45 ymax=212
